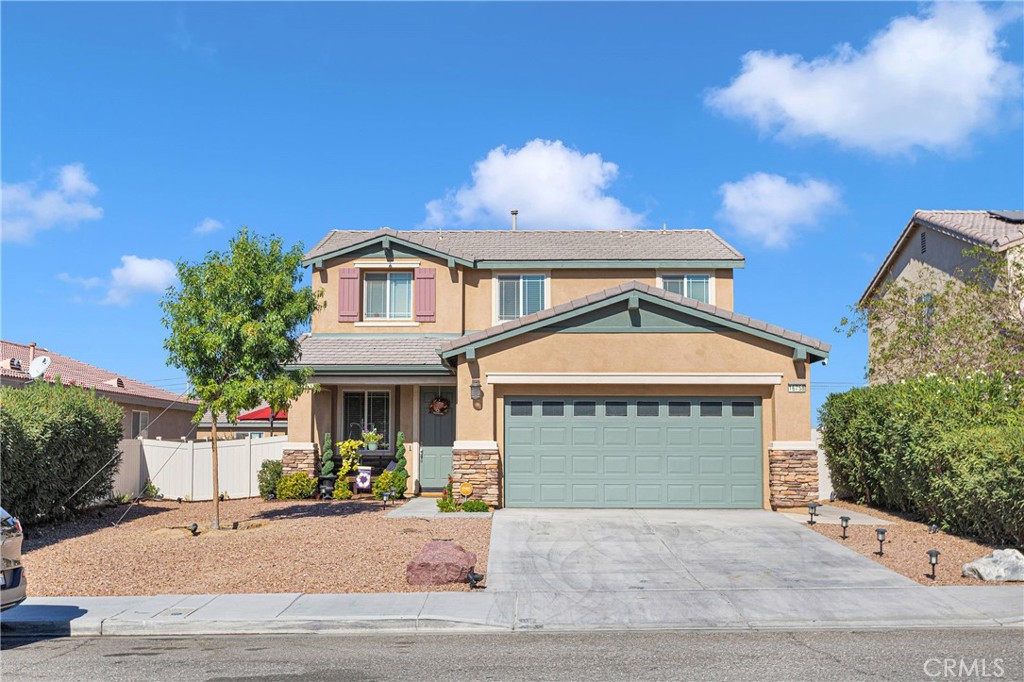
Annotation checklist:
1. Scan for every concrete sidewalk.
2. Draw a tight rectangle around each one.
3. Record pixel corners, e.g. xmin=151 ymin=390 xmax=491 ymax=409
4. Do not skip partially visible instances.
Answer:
xmin=2 ymin=585 xmax=1021 ymax=637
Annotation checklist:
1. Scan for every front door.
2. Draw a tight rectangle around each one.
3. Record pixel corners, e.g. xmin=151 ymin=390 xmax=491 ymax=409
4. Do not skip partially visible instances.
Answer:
xmin=419 ymin=386 xmax=456 ymax=491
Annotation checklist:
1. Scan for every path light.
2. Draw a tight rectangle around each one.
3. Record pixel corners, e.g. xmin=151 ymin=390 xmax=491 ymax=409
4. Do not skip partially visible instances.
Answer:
xmin=381 ymin=491 xmax=391 ymax=508
xmin=875 ymin=528 xmax=887 ymax=556
xmin=839 ymin=516 xmax=850 ymax=540
xmin=927 ymin=549 xmax=940 ymax=580
xmin=807 ymin=502 xmax=818 ymax=525
xmin=189 ymin=523 xmax=199 ymax=537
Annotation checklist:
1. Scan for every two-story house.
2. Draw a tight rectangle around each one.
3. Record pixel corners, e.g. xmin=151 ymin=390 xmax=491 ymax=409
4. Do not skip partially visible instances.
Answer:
xmin=284 ymin=227 xmax=829 ymax=510
xmin=859 ymin=210 xmax=1024 ymax=381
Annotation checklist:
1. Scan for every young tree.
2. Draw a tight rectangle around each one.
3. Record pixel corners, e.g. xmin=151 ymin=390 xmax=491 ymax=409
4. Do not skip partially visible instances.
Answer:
xmin=161 ymin=228 xmax=323 ymax=528
xmin=841 ymin=246 xmax=1024 ymax=383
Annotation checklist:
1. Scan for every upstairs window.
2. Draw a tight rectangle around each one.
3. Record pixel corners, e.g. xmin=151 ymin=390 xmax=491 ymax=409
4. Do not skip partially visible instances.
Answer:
xmin=661 ymin=274 xmax=711 ymax=304
xmin=131 ymin=410 xmax=149 ymax=438
xmin=364 ymin=271 xmax=413 ymax=320
xmin=497 ymin=274 xmax=546 ymax=321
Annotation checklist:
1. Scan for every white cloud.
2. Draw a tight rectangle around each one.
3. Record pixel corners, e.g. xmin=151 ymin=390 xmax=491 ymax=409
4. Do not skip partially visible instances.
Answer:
xmin=716 ymin=173 xmax=841 ymax=248
xmin=56 ymin=272 xmax=103 ymax=289
xmin=2 ymin=163 xmax=103 ymax=242
xmin=423 ymin=139 xmax=645 ymax=230
xmin=706 ymin=3 xmax=1022 ymax=154
xmin=194 ymin=217 xmax=224 ymax=234
xmin=103 ymin=256 xmax=177 ymax=306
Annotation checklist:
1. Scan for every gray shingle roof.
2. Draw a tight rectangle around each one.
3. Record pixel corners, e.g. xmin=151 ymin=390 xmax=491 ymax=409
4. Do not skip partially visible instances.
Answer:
xmin=305 ymin=227 xmax=744 ymax=263
xmin=294 ymin=335 xmax=449 ymax=368
xmin=914 ymin=210 xmax=1024 ymax=251
xmin=438 ymin=281 xmax=830 ymax=355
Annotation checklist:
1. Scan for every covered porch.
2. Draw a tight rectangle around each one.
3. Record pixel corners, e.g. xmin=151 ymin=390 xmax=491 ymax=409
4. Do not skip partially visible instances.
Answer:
xmin=284 ymin=335 xmax=459 ymax=495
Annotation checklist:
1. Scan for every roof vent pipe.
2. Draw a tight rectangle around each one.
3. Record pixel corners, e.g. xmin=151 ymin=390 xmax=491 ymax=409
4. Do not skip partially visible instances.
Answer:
xmin=511 ymin=209 xmax=518 ymax=231
xmin=28 ymin=342 xmax=36 ymax=364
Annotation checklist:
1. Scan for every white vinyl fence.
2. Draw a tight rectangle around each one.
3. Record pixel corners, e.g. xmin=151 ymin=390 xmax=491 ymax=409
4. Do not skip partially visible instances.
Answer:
xmin=112 ymin=436 xmax=286 ymax=501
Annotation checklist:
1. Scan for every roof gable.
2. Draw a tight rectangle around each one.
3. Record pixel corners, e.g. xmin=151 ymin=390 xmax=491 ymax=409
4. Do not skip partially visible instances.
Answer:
xmin=438 ymin=281 xmax=829 ymax=362
xmin=860 ymin=210 xmax=1024 ymax=304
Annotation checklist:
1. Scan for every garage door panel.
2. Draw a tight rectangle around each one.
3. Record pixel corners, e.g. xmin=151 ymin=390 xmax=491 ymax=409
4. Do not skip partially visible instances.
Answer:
xmin=505 ymin=396 xmax=762 ymax=508
xmin=572 ymin=427 xmax=598 ymax=446
xmin=602 ymin=427 xmax=631 ymax=446
xmin=635 ymin=455 xmax=662 ymax=474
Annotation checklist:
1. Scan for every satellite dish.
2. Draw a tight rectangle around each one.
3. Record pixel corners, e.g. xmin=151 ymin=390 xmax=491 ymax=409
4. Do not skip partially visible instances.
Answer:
xmin=29 ymin=356 xmax=51 ymax=379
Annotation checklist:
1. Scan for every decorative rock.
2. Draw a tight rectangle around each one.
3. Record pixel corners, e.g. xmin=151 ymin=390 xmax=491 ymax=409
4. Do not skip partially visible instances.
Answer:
xmin=407 ymin=540 xmax=477 ymax=585
xmin=962 ymin=549 xmax=1024 ymax=582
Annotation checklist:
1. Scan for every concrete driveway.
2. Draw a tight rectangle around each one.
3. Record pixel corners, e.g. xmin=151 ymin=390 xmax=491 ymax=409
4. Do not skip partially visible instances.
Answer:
xmin=486 ymin=509 xmax=914 ymax=593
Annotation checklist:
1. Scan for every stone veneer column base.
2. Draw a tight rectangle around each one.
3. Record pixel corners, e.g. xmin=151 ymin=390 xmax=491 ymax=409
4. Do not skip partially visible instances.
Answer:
xmin=768 ymin=449 xmax=819 ymax=509
xmin=282 ymin=442 xmax=317 ymax=477
xmin=451 ymin=442 xmax=501 ymax=508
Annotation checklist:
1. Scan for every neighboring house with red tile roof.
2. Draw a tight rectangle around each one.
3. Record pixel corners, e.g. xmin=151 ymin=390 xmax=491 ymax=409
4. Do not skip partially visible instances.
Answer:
xmin=0 ymin=340 xmax=199 ymax=441
xmin=196 ymin=403 xmax=288 ymax=440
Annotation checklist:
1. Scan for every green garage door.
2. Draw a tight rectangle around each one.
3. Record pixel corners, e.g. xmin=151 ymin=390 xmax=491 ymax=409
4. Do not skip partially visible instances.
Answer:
xmin=504 ymin=397 xmax=763 ymax=508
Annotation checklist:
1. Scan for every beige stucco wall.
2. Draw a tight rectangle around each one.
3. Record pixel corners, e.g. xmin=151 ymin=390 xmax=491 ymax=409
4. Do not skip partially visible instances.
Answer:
xmin=880 ymin=225 xmax=980 ymax=292
xmin=309 ymin=253 xmax=738 ymax=335
xmin=115 ymin=400 xmax=196 ymax=441
xmin=287 ymin=388 xmax=314 ymax=443
xmin=456 ymin=330 xmax=810 ymax=442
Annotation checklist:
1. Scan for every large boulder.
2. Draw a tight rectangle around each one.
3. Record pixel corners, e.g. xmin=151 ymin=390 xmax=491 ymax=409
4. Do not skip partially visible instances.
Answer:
xmin=407 ymin=540 xmax=477 ymax=585
xmin=962 ymin=549 xmax=1024 ymax=582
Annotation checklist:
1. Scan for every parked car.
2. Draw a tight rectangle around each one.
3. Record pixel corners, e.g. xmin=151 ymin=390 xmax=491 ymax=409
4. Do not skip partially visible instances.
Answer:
xmin=1 ymin=506 xmax=26 ymax=611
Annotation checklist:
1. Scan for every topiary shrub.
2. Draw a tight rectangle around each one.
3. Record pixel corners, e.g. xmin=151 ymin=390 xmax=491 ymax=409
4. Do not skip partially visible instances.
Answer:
xmin=392 ymin=432 xmax=409 ymax=497
xmin=0 ymin=379 xmax=124 ymax=522
xmin=258 ymin=459 xmax=283 ymax=499
xmin=320 ymin=432 xmax=335 ymax=478
xmin=275 ymin=472 xmax=315 ymax=499
xmin=461 ymin=499 xmax=490 ymax=513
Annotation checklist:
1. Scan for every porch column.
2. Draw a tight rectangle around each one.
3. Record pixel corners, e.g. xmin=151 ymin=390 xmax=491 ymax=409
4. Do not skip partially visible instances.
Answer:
xmin=451 ymin=440 xmax=500 ymax=508
xmin=410 ymin=384 xmax=421 ymax=495
xmin=282 ymin=442 xmax=316 ymax=477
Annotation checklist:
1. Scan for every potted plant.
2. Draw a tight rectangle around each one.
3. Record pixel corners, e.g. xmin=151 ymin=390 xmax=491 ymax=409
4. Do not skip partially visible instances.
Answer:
xmin=361 ymin=428 xmax=383 ymax=451
xmin=318 ymin=432 xmax=337 ymax=498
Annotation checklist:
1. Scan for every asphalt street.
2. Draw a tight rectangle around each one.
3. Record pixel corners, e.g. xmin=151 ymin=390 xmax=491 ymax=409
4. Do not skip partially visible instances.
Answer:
xmin=2 ymin=629 xmax=1022 ymax=682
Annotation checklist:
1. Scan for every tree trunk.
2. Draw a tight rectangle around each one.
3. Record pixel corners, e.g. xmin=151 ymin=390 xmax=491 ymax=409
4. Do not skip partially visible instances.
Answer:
xmin=211 ymin=418 xmax=221 ymax=530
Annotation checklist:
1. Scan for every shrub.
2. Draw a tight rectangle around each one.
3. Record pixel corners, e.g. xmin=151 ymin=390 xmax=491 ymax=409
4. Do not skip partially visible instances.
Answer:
xmin=258 ymin=459 xmax=283 ymax=499
xmin=372 ymin=470 xmax=396 ymax=500
xmin=0 ymin=379 xmax=124 ymax=522
xmin=142 ymin=478 xmax=161 ymax=499
xmin=436 ymin=475 xmax=460 ymax=512
xmin=335 ymin=439 xmax=364 ymax=479
xmin=819 ymin=373 xmax=1024 ymax=544
xmin=276 ymin=472 xmax=315 ymax=499
xmin=462 ymin=499 xmax=490 ymax=513
xmin=332 ymin=484 xmax=353 ymax=500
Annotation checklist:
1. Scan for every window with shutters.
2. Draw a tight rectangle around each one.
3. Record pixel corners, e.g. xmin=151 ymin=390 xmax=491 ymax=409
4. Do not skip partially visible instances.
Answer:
xmin=495 ymin=273 xmax=548 ymax=323
xmin=363 ymin=271 xmax=413 ymax=320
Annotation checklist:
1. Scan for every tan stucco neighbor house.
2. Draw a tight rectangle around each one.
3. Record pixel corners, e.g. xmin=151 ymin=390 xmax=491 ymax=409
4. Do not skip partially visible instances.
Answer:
xmin=859 ymin=210 xmax=1024 ymax=380
xmin=284 ymin=227 xmax=829 ymax=510
xmin=0 ymin=340 xmax=198 ymax=440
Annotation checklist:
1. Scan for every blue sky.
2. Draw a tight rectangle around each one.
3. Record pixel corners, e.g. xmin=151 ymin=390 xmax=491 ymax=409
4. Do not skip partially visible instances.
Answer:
xmin=2 ymin=2 xmax=1022 ymax=416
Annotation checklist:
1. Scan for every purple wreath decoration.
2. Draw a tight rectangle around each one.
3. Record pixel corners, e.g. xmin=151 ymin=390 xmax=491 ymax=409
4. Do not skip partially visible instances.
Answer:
xmin=356 ymin=470 xmax=372 ymax=490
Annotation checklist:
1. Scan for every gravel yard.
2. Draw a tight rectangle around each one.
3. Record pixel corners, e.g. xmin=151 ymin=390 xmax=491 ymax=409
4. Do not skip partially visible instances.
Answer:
xmin=808 ymin=500 xmax=1016 ymax=586
xmin=21 ymin=497 xmax=491 ymax=596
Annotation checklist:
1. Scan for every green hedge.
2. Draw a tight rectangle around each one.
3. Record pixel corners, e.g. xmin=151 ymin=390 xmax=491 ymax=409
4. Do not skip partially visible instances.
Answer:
xmin=0 ymin=380 xmax=124 ymax=521
xmin=819 ymin=374 xmax=1024 ymax=545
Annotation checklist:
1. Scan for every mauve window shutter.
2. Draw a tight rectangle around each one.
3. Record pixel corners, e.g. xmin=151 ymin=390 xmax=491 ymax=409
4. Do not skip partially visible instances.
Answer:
xmin=414 ymin=268 xmax=436 ymax=322
xmin=337 ymin=269 xmax=360 ymax=322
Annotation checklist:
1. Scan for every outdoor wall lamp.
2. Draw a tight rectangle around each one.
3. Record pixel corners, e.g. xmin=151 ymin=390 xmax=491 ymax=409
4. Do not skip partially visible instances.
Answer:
xmin=839 ymin=516 xmax=850 ymax=540
xmin=875 ymin=527 xmax=887 ymax=556
xmin=807 ymin=502 xmax=818 ymax=525
xmin=470 ymin=379 xmax=484 ymax=401
xmin=926 ymin=549 xmax=940 ymax=580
